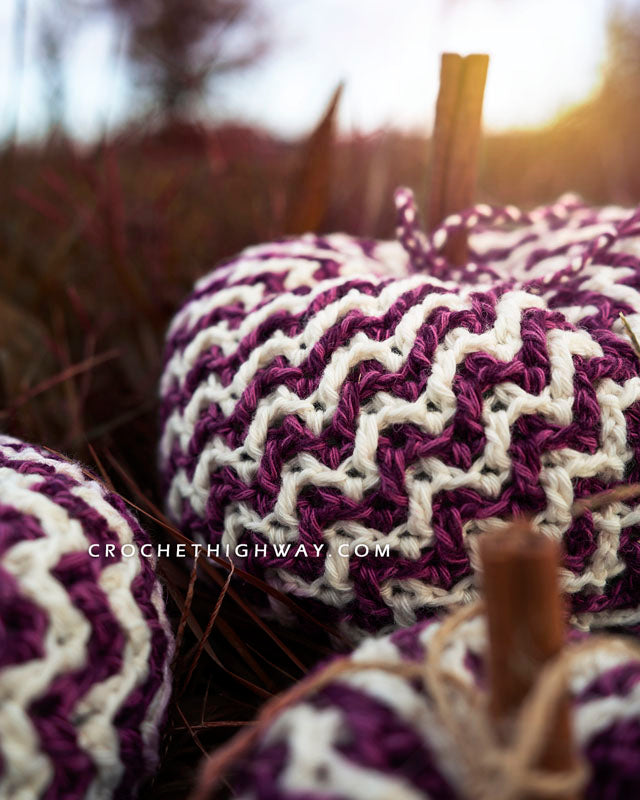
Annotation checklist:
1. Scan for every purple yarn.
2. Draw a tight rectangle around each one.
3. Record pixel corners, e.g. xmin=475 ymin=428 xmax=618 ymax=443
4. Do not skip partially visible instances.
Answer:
xmin=0 ymin=436 xmax=174 ymax=800
xmin=231 ymin=619 xmax=640 ymax=800
xmin=159 ymin=190 xmax=640 ymax=638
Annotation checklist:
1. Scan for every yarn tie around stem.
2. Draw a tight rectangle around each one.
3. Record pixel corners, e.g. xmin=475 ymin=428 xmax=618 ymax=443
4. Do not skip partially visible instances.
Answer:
xmin=394 ymin=186 xmax=640 ymax=290
xmin=192 ymin=488 xmax=640 ymax=800
xmin=192 ymin=596 xmax=640 ymax=800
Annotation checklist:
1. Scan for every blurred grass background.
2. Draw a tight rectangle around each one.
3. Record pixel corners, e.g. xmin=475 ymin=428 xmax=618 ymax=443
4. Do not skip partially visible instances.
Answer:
xmin=2 ymin=1 xmax=640 ymax=796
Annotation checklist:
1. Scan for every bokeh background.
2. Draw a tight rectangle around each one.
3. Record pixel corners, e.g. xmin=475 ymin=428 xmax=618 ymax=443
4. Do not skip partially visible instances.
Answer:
xmin=2 ymin=1 xmax=640 ymax=796
xmin=4 ymin=0 xmax=640 ymax=464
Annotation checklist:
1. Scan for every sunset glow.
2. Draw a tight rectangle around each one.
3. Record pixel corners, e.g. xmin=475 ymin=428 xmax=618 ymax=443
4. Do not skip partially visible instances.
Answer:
xmin=223 ymin=0 xmax=612 ymax=135
xmin=0 ymin=0 xmax=625 ymax=140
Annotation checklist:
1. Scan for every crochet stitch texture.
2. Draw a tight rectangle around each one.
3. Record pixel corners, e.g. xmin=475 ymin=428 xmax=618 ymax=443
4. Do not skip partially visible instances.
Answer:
xmin=159 ymin=190 xmax=640 ymax=639
xmin=0 ymin=436 xmax=174 ymax=800
xmin=231 ymin=616 xmax=640 ymax=799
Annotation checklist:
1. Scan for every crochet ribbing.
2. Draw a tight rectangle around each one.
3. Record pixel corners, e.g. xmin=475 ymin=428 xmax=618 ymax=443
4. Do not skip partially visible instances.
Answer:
xmin=0 ymin=436 xmax=174 ymax=800
xmin=159 ymin=189 xmax=640 ymax=639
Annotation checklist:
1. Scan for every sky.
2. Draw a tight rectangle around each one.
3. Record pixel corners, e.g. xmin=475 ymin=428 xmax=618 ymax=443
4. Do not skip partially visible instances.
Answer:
xmin=0 ymin=0 xmax=632 ymax=142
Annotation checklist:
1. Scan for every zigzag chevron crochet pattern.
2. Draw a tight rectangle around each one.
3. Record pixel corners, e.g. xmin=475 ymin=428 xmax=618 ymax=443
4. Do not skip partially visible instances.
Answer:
xmin=0 ymin=436 xmax=174 ymax=800
xmin=229 ymin=615 xmax=640 ymax=799
xmin=159 ymin=189 xmax=640 ymax=639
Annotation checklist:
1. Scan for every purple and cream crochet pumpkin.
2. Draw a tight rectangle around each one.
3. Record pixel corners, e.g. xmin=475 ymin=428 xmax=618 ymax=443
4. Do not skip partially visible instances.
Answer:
xmin=0 ymin=436 xmax=174 ymax=800
xmin=227 ymin=615 xmax=640 ymax=799
xmin=159 ymin=189 xmax=640 ymax=639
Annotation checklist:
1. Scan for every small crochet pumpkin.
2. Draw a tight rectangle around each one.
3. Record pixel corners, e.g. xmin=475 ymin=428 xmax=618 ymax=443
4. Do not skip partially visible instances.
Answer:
xmin=0 ymin=436 xmax=174 ymax=800
xmin=159 ymin=190 xmax=640 ymax=639
xmin=218 ymin=613 xmax=640 ymax=800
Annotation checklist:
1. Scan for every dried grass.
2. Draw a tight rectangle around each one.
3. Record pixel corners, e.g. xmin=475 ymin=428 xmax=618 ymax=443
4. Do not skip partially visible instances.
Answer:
xmin=3 ymin=81 xmax=640 ymax=796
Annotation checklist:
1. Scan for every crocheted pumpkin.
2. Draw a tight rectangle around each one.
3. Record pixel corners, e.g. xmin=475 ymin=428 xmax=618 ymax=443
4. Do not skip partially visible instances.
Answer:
xmin=159 ymin=190 xmax=640 ymax=639
xmin=0 ymin=436 xmax=174 ymax=800
xmin=223 ymin=614 xmax=640 ymax=800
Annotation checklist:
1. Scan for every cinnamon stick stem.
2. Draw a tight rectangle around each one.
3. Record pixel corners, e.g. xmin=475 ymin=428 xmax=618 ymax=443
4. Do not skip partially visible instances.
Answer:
xmin=428 ymin=54 xmax=464 ymax=231
xmin=479 ymin=519 xmax=578 ymax=798
xmin=428 ymin=53 xmax=488 ymax=265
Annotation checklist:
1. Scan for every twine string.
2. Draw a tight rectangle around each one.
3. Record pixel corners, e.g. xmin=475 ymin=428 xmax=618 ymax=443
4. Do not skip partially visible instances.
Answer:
xmin=394 ymin=186 xmax=640 ymax=289
xmin=191 ymin=596 xmax=640 ymax=800
xmin=419 ymin=600 xmax=588 ymax=800
xmin=191 ymin=486 xmax=640 ymax=800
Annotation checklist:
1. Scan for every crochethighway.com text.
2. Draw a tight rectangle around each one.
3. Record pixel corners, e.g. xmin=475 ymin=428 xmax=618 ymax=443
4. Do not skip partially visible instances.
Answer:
xmin=88 ymin=542 xmax=393 ymax=558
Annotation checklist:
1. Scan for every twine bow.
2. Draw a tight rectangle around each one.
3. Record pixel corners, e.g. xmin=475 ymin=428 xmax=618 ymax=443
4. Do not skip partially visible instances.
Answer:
xmin=394 ymin=186 xmax=640 ymax=290
xmin=190 ymin=596 xmax=640 ymax=800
